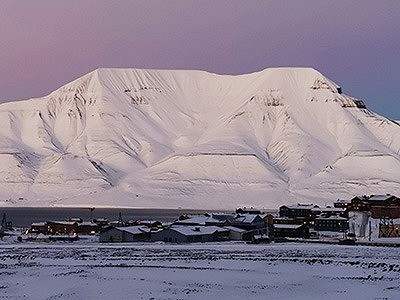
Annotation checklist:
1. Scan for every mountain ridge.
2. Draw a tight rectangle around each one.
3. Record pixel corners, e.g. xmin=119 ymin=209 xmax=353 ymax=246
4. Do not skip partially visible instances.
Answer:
xmin=0 ymin=67 xmax=399 ymax=208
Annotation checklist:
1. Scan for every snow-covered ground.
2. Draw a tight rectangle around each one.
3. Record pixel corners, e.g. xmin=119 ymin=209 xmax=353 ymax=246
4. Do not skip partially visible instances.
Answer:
xmin=1 ymin=242 xmax=399 ymax=299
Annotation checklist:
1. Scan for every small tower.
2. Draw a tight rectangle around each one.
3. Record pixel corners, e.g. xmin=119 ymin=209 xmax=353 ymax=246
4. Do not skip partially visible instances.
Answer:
xmin=118 ymin=212 xmax=123 ymax=226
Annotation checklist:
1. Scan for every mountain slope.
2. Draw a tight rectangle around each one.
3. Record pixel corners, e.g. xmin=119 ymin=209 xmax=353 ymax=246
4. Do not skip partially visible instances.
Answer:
xmin=0 ymin=67 xmax=399 ymax=208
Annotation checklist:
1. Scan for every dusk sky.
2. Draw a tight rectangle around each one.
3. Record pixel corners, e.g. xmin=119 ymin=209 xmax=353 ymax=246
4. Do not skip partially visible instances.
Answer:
xmin=1 ymin=0 xmax=399 ymax=119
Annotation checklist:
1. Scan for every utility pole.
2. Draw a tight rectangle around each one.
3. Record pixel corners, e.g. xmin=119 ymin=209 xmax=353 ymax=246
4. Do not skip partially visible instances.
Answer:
xmin=89 ymin=207 xmax=95 ymax=221
xmin=118 ymin=212 xmax=123 ymax=226
xmin=368 ymin=220 xmax=372 ymax=241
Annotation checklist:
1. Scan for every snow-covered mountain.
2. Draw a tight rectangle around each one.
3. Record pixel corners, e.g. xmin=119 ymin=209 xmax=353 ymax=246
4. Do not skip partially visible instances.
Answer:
xmin=1 ymin=67 xmax=399 ymax=208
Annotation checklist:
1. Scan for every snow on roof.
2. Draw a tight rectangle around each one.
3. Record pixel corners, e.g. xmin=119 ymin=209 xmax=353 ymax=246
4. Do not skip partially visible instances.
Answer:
xmin=284 ymin=204 xmax=316 ymax=209
xmin=210 ymin=213 xmax=237 ymax=221
xmin=223 ymin=226 xmax=247 ymax=233
xmin=315 ymin=215 xmax=347 ymax=221
xmin=238 ymin=214 xmax=259 ymax=223
xmin=79 ymin=222 xmax=98 ymax=226
xmin=335 ymin=199 xmax=351 ymax=203
xmin=174 ymin=215 xmax=209 ymax=225
xmin=170 ymin=226 xmax=228 ymax=236
xmin=31 ymin=222 xmax=47 ymax=226
xmin=274 ymin=224 xmax=304 ymax=229
xmin=137 ymin=220 xmax=161 ymax=224
xmin=116 ymin=226 xmax=150 ymax=235
xmin=48 ymin=221 xmax=77 ymax=225
xmin=368 ymin=194 xmax=394 ymax=201
xmin=311 ymin=207 xmax=345 ymax=212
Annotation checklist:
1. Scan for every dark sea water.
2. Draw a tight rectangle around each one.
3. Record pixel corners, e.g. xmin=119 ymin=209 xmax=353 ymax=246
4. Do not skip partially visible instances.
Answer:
xmin=0 ymin=207 xmax=216 ymax=228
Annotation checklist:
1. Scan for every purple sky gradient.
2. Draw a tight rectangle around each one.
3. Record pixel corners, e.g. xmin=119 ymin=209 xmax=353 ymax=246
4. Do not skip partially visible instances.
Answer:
xmin=1 ymin=0 xmax=399 ymax=118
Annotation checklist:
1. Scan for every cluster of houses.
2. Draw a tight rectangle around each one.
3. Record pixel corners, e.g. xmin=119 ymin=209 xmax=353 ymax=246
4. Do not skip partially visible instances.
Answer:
xmin=99 ymin=209 xmax=273 ymax=243
xmin=25 ymin=194 xmax=400 ymax=244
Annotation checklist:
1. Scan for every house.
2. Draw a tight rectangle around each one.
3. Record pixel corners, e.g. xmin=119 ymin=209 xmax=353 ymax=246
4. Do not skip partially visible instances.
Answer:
xmin=273 ymin=217 xmax=302 ymax=225
xmin=204 ymin=213 xmax=236 ymax=226
xmin=151 ymin=226 xmax=229 ymax=243
xmin=99 ymin=226 xmax=151 ymax=242
xmin=314 ymin=215 xmax=349 ymax=232
xmin=350 ymin=194 xmax=400 ymax=211
xmin=334 ymin=199 xmax=352 ymax=209
xmin=222 ymin=226 xmax=273 ymax=242
xmin=349 ymin=195 xmax=370 ymax=211
xmin=29 ymin=222 xmax=49 ymax=234
xmin=93 ymin=218 xmax=109 ymax=227
xmin=279 ymin=204 xmax=317 ymax=219
xmin=274 ymin=224 xmax=309 ymax=238
xmin=311 ymin=206 xmax=347 ymax=218
xmin=261 ymin=213 xmax=274 ymax=225
xmin=29 ymin=219 xmax=101 ymax=235
xmin=208 ymin=213 xmax=267 ymax=230
xmin=366 ymin=194 xmax=400 ymax=206
xmin=47 ymin=221 xmax=79 ymax=234
xmin=236 ymin=207 xmax=263 ymax=215
xmin=224 ymin=226 xmax=247 ymax=241
xmin=134 ymin=220 xmax=163 ymax=230
xmin=75 ymin=221 xmax=99 ymax=235
xmin=173 ymin=214 xmax=210 ymax=226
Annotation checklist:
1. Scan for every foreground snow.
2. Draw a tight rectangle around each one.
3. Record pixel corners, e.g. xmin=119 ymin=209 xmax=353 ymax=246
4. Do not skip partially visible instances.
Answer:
xmin=1 ymin=242 xmax=399 ymax=299
xmin=1 ymin=67 xmax=400 ymax=208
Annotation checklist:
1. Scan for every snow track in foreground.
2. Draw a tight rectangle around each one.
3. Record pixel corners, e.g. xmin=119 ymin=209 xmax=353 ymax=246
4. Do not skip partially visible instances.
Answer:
xmin=1 ymin=242 xmax=400 ymax=299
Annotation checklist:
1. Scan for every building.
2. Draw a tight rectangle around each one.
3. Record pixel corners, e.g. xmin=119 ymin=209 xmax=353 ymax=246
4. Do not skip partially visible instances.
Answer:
xmin=366 ymin=194 xmax=400 ymax=206
xmin=134 ymin=220 xmax=163 ymax=230
xmin=207 ymin=213 xmax=266 ymax=230
xmin=223 ymin=226 xmax=247 ymax=241
xmin=334 ymin=199 xmax=352 ymax=209
xmin=29 ymin=222 xmax=49 ymax=234
xmin=371 ymin=206 xmax=400 ymax=219
xmin=273 ymin=217 xmax=302 ymax=225
xmin=99 ymin=226 xmax=150 ymax=242
xmin=314 ymin=215 xmax=349 ymax=232
xmin=274 ymin=224 xmax=309 ymax=238
xmin=279 ymin=204 xmax=317 ymax=219
xmin=261 ymin=213 xmax=274 ymax=225
xmin=236 ymin=207 xmax=263 ymax=215
xmin=350 ymin=194 xmax=400 ymax=211
xmin=75 ymin=221 xmax=99 ymax=235
xmin=46 ymin=221 xmax=79 ymax=234
xmin=311 ymin=206 xmax=347 ymax=218
xmin=29 ymin=219 xmax=100 ymax=235
xmin=151 ymin=226 xmax=229 ymax=243
xmin=173 ymin=214 xmax=210 ymax=226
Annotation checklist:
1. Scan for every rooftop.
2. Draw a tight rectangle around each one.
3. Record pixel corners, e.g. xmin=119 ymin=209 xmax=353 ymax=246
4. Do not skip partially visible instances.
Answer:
xmin=274 ymin=224 xmax=305 ymax=229
xmin=368 ymin=194 xmax=396 ymax=201
xmin=315 ymin=215 xmax=347 ymax=221
xmin=115 ymin=226 xmax=150 ymax=235
xmin=170 ymin=226 xmax=228 ymax=236
xmin=283 ymin=204 xmax=317 ymax=209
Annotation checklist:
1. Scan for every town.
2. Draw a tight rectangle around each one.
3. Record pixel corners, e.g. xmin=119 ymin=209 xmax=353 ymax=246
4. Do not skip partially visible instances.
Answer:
xmin=1 ymin=194 xmax=400 ymax=246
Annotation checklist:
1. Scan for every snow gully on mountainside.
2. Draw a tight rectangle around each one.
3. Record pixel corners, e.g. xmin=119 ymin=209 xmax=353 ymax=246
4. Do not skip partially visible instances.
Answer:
xmin=0 ymin=67 xmax=399 ymax=208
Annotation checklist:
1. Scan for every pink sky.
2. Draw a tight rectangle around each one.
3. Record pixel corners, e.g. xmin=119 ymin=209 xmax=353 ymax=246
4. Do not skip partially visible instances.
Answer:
xmin=1 ymin=0 xmax=399 ymax=118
